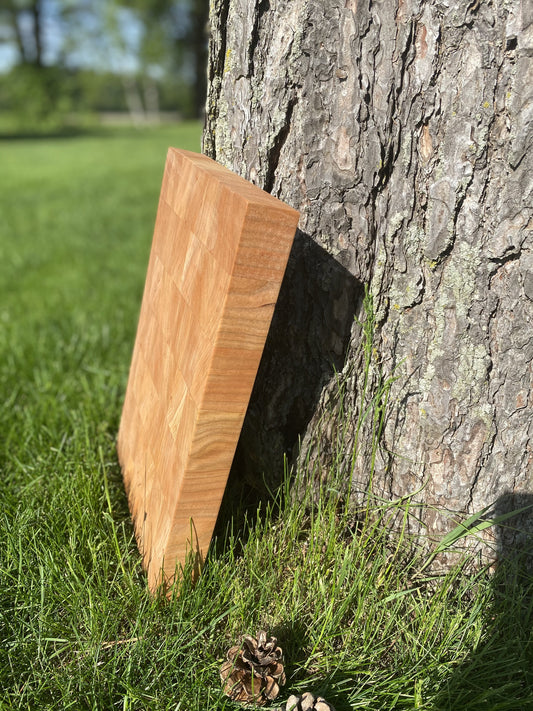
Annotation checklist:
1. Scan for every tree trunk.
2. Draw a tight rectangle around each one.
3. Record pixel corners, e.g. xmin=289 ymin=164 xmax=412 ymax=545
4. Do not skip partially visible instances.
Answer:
xmin=190 ymin=0 xmax=209 ymax=118
xmin=143 ymin=77 xmax=160 ymax=122
xmin=31 ymin=0 xmax=43 ymax=67
xmin=122 ymin=76 xmax=146 ymax=125
xmin=6 ymin=1 xmax=29 ymax=64
xmin=204 ymin=0 xmax=533 ymax=559
xmin=6 ymin=0 xmax=44 ymax=67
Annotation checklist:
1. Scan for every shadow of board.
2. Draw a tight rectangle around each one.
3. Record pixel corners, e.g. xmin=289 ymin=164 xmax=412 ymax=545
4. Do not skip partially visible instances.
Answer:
xmin=431 ymin=492 xmax=533 ymax=711
xmin=213 ymin=229 xmax=363 ymax=541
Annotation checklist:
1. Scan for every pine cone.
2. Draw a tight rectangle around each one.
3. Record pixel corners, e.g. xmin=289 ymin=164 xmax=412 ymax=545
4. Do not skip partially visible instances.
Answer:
xmin=284 ymin=692 xmax=336 ymax=711
xmin=220 ymin=630 xmax=286 ymax=705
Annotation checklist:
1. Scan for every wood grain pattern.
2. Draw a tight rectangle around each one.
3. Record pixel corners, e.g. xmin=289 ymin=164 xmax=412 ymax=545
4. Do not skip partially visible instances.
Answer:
xmin=117 ymin=148 xmax=299 ymax=592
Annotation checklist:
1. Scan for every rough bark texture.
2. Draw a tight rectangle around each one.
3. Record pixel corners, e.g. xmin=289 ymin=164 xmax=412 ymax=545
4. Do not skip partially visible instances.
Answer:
xmin=205 ymin=0 xmax=533 ymax=558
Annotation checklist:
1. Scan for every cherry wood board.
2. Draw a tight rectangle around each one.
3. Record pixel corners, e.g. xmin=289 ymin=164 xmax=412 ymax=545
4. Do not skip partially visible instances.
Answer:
xmin=117 ymin=148 xmax=299 ymax=592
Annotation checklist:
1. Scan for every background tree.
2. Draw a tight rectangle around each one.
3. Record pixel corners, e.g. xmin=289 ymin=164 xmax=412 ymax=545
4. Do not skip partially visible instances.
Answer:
xmin=205 ymin=0 xmax=533 ymax=559
xmin=1 ymin=0 xmax=46 ymax=67
xmin=120 ymin=0 xmax=209 ymax=118
xmin=0 ymin=0 xmax=67 ymax=122
xmin=0 ymin=0 xmax=208 ymax=124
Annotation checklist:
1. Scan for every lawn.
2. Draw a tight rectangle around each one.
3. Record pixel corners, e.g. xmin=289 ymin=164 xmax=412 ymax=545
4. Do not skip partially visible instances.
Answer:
xmin=1 ymin=123 xmax=532 ymax=710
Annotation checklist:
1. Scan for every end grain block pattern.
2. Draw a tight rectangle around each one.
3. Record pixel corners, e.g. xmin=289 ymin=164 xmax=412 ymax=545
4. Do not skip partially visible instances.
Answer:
xmin=117 ymin=148 xmax=299 ymax=592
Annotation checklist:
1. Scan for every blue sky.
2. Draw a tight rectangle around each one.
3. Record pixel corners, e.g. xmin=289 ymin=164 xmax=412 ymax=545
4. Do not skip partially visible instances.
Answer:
xmin=0 ymin=45 xmax=17 ymax=73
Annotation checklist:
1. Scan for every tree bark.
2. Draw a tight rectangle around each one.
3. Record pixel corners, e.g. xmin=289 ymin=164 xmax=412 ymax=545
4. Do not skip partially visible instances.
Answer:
xmin=205 ymin=0 xmax=533 ymax=558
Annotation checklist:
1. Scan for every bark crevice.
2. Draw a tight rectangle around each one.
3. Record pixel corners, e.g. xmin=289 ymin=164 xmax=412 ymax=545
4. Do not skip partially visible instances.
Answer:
xmin=248 ymin=0 xmax=271 ymax=78
xmin=264 ymin=96 xmax=298 ymax=194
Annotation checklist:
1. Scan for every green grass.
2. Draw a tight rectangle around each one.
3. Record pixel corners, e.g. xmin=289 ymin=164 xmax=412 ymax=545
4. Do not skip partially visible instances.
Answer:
xmin=1 ymin=124 xmax=532 ymax=710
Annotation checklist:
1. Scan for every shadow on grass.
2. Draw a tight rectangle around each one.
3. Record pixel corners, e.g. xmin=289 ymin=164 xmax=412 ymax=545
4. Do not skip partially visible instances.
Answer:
xmin=212 ymin=230 xmax=363 ymax=546
xmin=0 ymin=125 xmax=104 ymax=141
xmin=266 ymin=621 xmax=354 ymax=711
xmin=0 ymin=123 xmax=169 ymax=141
xmin=431 ymin=491 xmax=533 ymax=711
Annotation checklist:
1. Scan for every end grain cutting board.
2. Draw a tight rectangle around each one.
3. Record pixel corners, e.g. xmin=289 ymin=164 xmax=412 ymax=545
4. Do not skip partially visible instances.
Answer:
xmin=117 ymin=148 xmax=299 ymax=593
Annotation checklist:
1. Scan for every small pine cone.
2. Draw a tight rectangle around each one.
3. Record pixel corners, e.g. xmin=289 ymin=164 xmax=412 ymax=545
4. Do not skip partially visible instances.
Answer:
xmin=284 ymin=692 xmax=336 ymax=711
xmin=220 ymin=630 xmax=286 ymax=705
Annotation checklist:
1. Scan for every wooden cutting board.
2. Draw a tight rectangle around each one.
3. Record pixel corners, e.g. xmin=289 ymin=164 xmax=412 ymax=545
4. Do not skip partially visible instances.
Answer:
xmin=117 ymin=148 xmax=299 ymax=593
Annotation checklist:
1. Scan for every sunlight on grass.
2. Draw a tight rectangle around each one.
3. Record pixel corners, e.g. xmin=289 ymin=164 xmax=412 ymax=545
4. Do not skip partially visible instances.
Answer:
xmin=0 ymin=124 xmax=532 ymax=710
